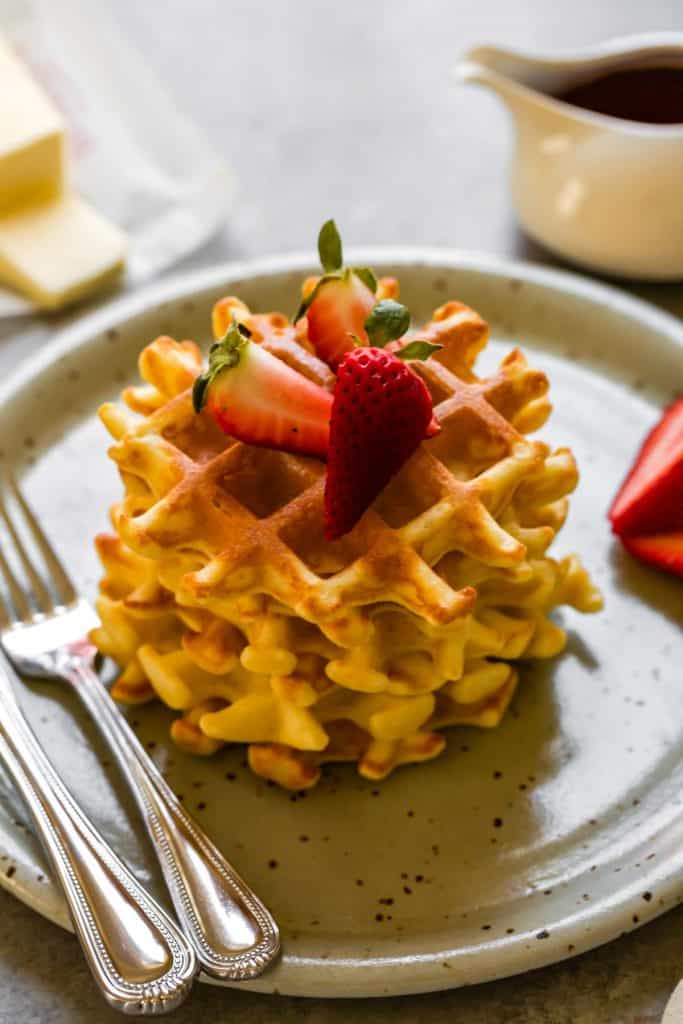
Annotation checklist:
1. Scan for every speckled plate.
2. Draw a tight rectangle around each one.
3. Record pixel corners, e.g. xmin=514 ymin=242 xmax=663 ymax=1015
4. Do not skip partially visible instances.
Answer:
xmin=0 ymin=252 xmax=681 ymax=998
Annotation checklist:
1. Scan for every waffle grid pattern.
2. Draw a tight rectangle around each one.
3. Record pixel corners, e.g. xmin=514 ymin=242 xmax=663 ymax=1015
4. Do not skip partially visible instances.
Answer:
xmin=91 ymin=287 xmax=602 ymax=789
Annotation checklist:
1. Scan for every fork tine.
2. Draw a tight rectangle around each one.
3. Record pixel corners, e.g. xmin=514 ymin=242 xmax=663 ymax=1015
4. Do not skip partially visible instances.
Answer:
xmin=0 ymin=543 xmax=32 ymax=623
xmin=0 ymin=491 xmax=54 ymax=615
xmin=6 ymin=474 xmax=77 ymax=608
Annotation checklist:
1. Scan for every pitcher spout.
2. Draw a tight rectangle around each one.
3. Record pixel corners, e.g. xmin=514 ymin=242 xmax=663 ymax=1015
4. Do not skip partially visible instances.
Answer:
xmin=454 ymin=45 xmax=549 ymax=113
xmin=456 ymin=34 xmax=683 ymax=106
xmin=457 ymin=45 xmax=541 ymax=86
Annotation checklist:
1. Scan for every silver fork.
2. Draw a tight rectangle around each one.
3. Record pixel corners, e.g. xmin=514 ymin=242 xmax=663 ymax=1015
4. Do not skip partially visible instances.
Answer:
xmin=0 ymin=651 xmax=198 ymax=1014
xmin=0 ymin=474 xmax=280 ymax=982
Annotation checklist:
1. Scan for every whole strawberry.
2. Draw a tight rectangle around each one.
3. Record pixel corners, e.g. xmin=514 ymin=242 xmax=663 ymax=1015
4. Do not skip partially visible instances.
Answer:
xmin=324 ymin=346 xmax=440 ymax=540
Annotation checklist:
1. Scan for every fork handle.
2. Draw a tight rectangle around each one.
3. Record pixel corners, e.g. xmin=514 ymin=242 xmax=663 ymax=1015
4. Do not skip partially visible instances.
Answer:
xmin=0 ymin=663 xmax=196 ymax=1015
xmin=65 ymin=650 xmax=280 ymax=981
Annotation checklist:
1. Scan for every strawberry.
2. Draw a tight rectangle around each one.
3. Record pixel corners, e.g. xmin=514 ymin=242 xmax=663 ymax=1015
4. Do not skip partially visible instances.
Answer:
xmin=324 ymin=346 xmax=440 ymax=540
xmin=621 ymin=530 xmax=683 ymax=578
xmin=192 ymin=320 xmax=332 ymax=457
xmin=306 ymin=273 xmax=377 ymax=369
xmin=609 ymin=398 xmax=683 ymax=536
xmin=296 ymin=220 xmax=378 ymax=369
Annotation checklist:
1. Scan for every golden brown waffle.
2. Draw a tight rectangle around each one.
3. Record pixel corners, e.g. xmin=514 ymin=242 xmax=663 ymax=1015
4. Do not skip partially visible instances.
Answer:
xmin=91 ymin=285 xmax=602 ymax=789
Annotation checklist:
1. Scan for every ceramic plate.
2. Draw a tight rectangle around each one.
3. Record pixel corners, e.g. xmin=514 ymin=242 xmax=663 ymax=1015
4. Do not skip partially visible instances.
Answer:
xmin=0 ymin=252 xmax=681 ymax=998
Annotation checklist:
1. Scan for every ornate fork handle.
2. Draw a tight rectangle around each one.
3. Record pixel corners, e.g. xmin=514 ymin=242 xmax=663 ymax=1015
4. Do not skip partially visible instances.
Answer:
xmin=0 ymin=663 xmax=196 ymax=1015
xmin=62 ymin=643 xmax=280 ymax=980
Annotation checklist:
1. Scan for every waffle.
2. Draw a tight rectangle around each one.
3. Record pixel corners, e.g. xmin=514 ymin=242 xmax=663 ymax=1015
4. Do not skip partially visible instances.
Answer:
xmin=91 ymin=282 xmax=602 ymax=789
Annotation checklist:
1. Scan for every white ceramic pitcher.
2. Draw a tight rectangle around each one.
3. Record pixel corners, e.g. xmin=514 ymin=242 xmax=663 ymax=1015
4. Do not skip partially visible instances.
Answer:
xmin=456 ymin=34 xmax=683 ymax=281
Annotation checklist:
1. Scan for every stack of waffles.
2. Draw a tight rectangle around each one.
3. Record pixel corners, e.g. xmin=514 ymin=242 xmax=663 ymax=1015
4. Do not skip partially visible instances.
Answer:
xmin=91 ymin=283 xmax=602 ymax=789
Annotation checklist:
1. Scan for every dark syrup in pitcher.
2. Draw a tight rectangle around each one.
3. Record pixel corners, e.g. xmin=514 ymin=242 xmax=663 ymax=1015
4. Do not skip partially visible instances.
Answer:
xmin=556 ymin=67 xmax=683 ymax=124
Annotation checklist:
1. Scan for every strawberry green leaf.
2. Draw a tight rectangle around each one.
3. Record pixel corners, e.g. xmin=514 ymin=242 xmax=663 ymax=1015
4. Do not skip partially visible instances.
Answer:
xmin=395 ymin=340 xmax=443 ymax=362
xmin=192 ymin=320 xmax=247 ymax=413
xmin=293 ymin=296 xmax=310 ymax=324
xmin=318 ymin=219 xmax=343 ymax=274
xmin=294 ymin=275 xmax=328 ymax=323
xmin=352 ymin=266 xmax=377 ymax=294
xmin=192 ymin=373 xmax=209 ymax=414
xmin=364 ymin=299 xmax=411 ymax=347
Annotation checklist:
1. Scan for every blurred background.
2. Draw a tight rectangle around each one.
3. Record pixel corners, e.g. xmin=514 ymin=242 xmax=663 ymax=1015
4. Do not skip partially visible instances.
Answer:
xmin=1 ymin=2 xmax=683 ymax=1023
xmin=1 ymin=0 xmax=682 ymax=338
xmin=107 ymin=0 xmax=683 ymax=292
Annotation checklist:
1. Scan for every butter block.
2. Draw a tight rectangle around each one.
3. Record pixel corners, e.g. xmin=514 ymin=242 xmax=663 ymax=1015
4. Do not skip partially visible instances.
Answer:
xmin=0 ymin=192 xmax=127 ymax=310
xmin=0 ymin=36 xmax=64 ymax=210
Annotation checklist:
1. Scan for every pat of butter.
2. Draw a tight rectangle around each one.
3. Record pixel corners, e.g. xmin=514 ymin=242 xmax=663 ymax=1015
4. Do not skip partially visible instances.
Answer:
xmin=0 ymin=192 xmax=127 ymax=310
xmin=0 ymin=36 xmax=64 ymax=210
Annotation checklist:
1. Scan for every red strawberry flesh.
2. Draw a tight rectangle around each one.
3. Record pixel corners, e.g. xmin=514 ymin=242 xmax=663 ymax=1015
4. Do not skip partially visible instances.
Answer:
xmin=609 ymin=398 xmax=683 ymax=536
xmin=621 ymin=530 xmax=683 ymax=578
xmin=306 ymin=271 xmax=377 ymax=369
xmin=324 ymin=347 xmax=438 ymax=540
xmin=194 ymin=324 xmax=332 ymax=458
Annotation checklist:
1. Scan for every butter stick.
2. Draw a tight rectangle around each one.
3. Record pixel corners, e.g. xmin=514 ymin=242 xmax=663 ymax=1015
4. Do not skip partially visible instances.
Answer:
xmin=0 ymin=192 xmax=127 ymax=310
xmin=0 ymin=36 xmax=64 ymax=210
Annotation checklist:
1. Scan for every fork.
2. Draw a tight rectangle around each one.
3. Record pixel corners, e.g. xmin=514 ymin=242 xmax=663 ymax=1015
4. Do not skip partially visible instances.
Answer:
xmin=0 ymin=653 xmax=197 ymax=1013
xmin=0 ymin=473 xmax=280 ymax=981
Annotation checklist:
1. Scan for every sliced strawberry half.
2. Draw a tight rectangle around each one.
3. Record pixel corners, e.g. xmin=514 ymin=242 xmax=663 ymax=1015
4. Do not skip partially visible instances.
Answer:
xmin=193 ymin=321 xmax=332 ymax=457
xmin=621 ymin=530 xmax=683 ymax=578
xmin=306 ymin=272 xmax=377 ymax=369
xmin=609 ymin=398 xmax=683 ymax=536
xmin=296 ymin=219 xmax=377 ymax=369
xmin=324 ymin=346 xmax=439 ymax=540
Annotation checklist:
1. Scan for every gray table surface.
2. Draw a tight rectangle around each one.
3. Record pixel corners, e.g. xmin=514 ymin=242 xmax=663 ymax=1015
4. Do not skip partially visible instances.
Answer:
xmin=1 ymin=1 xmax=683 ymax=1021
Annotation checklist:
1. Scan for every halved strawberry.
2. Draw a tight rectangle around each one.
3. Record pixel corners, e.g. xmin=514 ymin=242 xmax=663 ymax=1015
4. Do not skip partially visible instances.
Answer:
xmin=296 ymin=220 xmax=377 ymax=369
xmin=306 ymin=272 xmax=377 ymax=369
xmin=193 ymin=321 xmax=332 ymax=457
xmin=609 ymin=398 xmax=683 ymax=536
xmin=621 ymin=530 xmax=683 ymax=578
xmin=324 ymin=346 xmax=440 ymax=540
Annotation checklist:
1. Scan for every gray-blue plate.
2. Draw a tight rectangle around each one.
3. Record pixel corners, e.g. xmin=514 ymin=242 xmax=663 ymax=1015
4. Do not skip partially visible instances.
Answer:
xmin=0 ymin=252 xmax=681 ymax=997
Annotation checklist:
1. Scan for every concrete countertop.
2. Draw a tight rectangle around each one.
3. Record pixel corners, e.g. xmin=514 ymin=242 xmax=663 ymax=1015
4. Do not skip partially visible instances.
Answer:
xmin=0 ymin=1 xmax=682 ymax=1021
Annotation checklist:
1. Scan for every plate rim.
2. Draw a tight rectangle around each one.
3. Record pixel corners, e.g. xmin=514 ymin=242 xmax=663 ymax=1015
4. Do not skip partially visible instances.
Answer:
xmin=0 ymin=248 xmax=682 ymax=998
xmin=0 ymin=248 xmax=681 ymax=414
